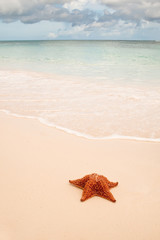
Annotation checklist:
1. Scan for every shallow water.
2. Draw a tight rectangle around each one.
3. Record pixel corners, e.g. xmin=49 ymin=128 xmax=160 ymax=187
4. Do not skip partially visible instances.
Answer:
xmin=0 ymin=41 xmax=160 ymax=141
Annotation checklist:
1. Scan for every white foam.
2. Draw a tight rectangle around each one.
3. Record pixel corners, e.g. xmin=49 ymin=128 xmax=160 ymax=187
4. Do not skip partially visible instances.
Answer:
xmin=1 ymin=109 xmax=160 ymax=143
xmin=1 ymin=70 xmax=160 ymax=143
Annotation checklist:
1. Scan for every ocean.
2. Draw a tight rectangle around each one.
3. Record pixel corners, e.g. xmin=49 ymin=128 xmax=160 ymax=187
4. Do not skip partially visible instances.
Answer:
xmin=0 ymin=40 xmax=160 ymax=141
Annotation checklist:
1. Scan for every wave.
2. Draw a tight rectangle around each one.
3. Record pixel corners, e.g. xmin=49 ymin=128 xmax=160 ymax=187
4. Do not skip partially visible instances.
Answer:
xmin=1 ymin=109 xmax=160 ymax=143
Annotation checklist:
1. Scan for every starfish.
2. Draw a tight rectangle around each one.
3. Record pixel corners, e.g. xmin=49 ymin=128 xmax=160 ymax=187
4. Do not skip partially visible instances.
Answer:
xmin=69 ymin=173 xmax=118 ymax=202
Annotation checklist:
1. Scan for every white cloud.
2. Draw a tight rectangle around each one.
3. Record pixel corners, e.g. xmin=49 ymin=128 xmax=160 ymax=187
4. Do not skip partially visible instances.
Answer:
xmin=0 ymin=0 xmax=96 ymax=25
xmin=0 ymin=0 xmax=160 ymax=40
xmin=63 ymin=0 xmax=98 ymax=11
xmin=52 ymin=24 xmax=91 ymax=39
xmin=100 ymin=0 xmax=160 ymax=22
xmin=0 ymin=0 xmax=160 ymax=24
xmin=48 ymin=32 xmax=57 ymax=38
xmin=0 ymin=0 xmax=70 ymax=15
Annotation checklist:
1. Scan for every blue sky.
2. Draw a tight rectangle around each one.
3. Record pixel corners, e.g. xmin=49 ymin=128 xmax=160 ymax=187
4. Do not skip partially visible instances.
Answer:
xmin=0 ymin=0 xmax=160 ymax=40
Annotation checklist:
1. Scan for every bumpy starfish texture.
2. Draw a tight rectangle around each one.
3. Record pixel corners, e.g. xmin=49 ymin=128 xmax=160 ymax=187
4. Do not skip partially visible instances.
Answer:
xmin=69 ymin=173 xmax=118 ymax=202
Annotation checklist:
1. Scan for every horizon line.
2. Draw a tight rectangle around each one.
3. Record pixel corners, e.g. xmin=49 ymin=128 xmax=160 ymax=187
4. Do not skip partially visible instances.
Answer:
xmin=0 ymin=39 xmax=158 ymax=42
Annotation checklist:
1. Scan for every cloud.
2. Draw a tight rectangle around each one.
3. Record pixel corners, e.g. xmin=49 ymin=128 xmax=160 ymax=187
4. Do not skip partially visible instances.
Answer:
xmin=51 ymin=24 xmax=90 ymax=39
xmin=17 ymin=7 xmax=95 ymax=25
xmin=0 ymin=0 xmax=160 ymax=40
xmin=100 ymin=0 xmax=160 ymax=23
xmin=0 ymin=1 xmax=69 ymax=15
xmin=0 ymin=0 xmax=160 ymax=24
xmin=63 ymin=0 xmax=99 ymax=11
xmin=0 ymin=1 xmax=69 ymax=22
xmin=48 ymin=31 xmax=57 ymax=39
xmin=84 ymin=19 xmax=137 ymax=39
xmin=0 ymin=0 xmax=97 ymax=25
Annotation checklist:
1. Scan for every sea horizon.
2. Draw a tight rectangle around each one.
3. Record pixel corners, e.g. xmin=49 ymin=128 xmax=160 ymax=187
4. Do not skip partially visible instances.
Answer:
xmin=0 ymin=39 xmax=158 ymax=42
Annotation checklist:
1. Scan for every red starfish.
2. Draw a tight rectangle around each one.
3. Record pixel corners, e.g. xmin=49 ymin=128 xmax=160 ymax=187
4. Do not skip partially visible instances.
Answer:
xmin=69 ymin=173 xmax=118 ymax=202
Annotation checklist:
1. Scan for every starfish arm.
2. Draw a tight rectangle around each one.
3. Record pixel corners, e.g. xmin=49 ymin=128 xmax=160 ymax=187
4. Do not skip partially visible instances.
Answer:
xmin=103 ymin=189 xmax=116 ymax=202
xmin=98 ymin=180 xmax=116 ymax=202
xmin=108 ymin=181 xmax=118 ymax=188
xmin=81 ymin=180 xmax=95 ymax=202
xmin=69 ymin=175 xmax=90 ymax=189
xmin=101 ymin=176 xmax=118 ymax=188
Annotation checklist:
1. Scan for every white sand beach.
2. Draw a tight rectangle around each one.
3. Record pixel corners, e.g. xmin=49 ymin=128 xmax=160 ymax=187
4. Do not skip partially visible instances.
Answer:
xmin=0 ymin=111 xmax=160 ymax=240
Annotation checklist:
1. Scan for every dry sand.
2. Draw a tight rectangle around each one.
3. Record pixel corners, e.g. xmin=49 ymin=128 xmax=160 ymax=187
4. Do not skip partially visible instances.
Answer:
xmin=0 ymin=111 xmax=160 ymax=240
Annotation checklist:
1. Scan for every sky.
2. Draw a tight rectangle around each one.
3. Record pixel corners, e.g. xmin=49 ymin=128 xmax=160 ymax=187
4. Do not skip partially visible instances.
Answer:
xmin=0 ymin=0 xmax=160 ymax=40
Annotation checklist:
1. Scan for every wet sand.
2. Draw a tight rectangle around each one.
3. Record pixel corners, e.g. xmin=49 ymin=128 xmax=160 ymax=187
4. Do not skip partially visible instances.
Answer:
xmin=0 ymin=112 xmax=160 ymax=240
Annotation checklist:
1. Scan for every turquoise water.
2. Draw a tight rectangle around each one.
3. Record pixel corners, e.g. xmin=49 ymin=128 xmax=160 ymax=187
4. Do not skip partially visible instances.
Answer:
xmin=1 ymin=40 xmax=160 ymax=84
xmin=0 ymin=40 xmax=160 ymax=141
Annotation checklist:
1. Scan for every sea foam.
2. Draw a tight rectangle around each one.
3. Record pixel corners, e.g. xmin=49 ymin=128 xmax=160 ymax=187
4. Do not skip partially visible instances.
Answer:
xmin=0 ymin=41 xmax=160 ymax=142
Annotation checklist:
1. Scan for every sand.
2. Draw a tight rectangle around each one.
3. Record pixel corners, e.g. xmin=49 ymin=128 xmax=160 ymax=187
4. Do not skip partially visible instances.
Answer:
xmin=0 ymin=111 xmax=160 ymax=240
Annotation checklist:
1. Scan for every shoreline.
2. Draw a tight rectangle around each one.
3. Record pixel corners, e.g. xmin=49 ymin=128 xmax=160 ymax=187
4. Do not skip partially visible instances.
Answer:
xmin=1 ymin=68 xmax=160 ymax=145
xmin=1 ymin=109 xmax=160 ymax=143
xmin=0 ymin=111 xmax=160 ymax=240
